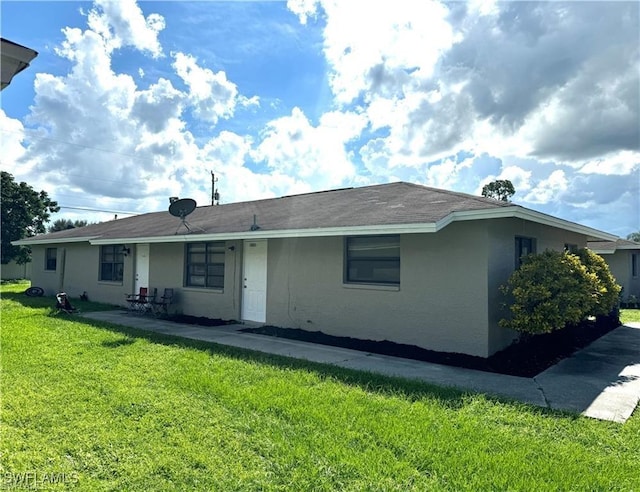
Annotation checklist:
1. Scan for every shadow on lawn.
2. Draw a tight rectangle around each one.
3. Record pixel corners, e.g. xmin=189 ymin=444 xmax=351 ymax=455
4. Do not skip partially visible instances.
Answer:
xmin=74 ymin=315 xmax=564 ymax=417
xmin=1 ymin=290 xmax=119 ymax=313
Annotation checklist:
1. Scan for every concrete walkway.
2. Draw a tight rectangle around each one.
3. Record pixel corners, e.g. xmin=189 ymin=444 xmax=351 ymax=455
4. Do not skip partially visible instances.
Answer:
xmin=80 ymin=311 xmax=640 ymax=423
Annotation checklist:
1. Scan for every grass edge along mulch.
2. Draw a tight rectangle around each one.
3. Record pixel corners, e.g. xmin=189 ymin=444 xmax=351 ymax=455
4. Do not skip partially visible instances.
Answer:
xmin=243 ymin=315 xmax=621 ymax=378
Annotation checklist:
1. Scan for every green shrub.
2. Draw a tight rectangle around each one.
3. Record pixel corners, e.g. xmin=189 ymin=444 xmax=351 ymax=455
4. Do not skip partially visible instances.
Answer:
xmin=499 ymin=250 xmax=600 ymax=334
xmin=577 ymin=248 xmax=621 ymax=316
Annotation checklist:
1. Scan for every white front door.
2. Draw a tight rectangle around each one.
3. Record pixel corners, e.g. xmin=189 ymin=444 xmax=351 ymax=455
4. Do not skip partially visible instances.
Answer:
xmin=134 ymin=244 xmax=150 ymax=293
xmin=242 ymin=239 xmax=268 ymax=323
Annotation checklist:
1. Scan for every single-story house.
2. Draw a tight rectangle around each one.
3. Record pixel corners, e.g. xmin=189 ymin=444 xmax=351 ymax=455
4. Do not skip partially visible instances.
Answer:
xmin=588 ymin=238 xmax=640 ymax=302
xmin=1 ymin=260 xmax=32 ymax=280
xmin=14 ymin=182 xmax=618 ymax=358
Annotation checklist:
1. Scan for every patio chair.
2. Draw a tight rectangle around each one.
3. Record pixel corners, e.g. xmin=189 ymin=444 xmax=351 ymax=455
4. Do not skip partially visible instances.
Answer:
xmin=151 ymin=288 xmax=174 ymax=317
xmin=125 ymin=287 xmax=156 ymax=314
xmin=55 ymin=292 xmax=77 ymax=314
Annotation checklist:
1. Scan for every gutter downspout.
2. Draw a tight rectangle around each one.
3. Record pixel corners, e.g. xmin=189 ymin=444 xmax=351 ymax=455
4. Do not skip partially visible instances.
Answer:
xmin=58 ymin=248 xmax=66 ymax=293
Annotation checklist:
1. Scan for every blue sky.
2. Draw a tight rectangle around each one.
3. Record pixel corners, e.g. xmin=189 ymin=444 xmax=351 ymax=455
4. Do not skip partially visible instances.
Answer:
xmin=1 ymin=0 xmax=638 ymax=237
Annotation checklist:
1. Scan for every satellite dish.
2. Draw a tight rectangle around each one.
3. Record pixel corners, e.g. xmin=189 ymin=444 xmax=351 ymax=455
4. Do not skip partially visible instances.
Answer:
xmin=169 ymin=198 xmax=197 ymax=218
xmin=168 ymin=198 xmax=200 ymax=234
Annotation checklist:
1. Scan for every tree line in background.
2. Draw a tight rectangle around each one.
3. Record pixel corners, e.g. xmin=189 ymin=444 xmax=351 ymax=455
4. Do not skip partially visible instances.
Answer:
xmin=1 ymin=172 xmax=59 ymax=265
xmin=49 ymin=219 xmax=89 ymax=232
xmin=1 ymin=172 xmax=91 ymax=265
xmin=627 ymin=231 xmax=640 ymax=242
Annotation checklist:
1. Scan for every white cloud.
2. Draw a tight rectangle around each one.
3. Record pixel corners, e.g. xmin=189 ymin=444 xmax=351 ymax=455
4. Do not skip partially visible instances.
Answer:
xmin=252 ymin=107 xmax=366 ymax=188
xmin=424 ymin=157 xmax=458 ymax=190
xmin=172 ymin=52 xmax=241 ymax=124
xmin=315 ymin=0 xmax=454 ymax=105
xmin=496 ymin=165 xmax=533 ymax=195
xmin=131 ymin=78 xmax=185 ymax=133
xmin=578 ymin=152 xmax=640 ymax=176
xmin=90 ymin=0 xmax=165 ymax=58
xmin=523 ymin=169 xmax=568 ymax=204
xmin=0 ymin=111 xmax=28 ymax=175
xmin=286 ymin=0 xmax=320 ymax=25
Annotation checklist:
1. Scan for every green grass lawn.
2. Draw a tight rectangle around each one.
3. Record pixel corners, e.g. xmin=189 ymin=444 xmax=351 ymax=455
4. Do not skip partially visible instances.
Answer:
xmin=621 ymin=308 xmax=640 ymax=325
xmin=2 ymin=283 xmax=639 ymax=491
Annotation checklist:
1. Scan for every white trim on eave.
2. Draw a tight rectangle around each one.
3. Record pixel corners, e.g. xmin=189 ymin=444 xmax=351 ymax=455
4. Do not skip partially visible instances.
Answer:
xmin=12 ymin=236 xmax=97 ymax=246
xmin=440 ymin=207 xmax=618 ymax=241
xmin=89 ymin=223 xmax=440 ymax=245
xmin=615 ymin=244 xmax=640 ymax=250
xmin=590 ymin=244 xmax=640 ymax=254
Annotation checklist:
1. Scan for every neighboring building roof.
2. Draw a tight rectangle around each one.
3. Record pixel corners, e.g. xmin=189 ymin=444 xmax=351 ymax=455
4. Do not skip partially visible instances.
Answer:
xmin=588 ymin=238 xmax=640 ymax=254
xmin=1 ymin=38 xmax=38 ymax=91
xmin=14 ymin=182 xmax=618 ymax=246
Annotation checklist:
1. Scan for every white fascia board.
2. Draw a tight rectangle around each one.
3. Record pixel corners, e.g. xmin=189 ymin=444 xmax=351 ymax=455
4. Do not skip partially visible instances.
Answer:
xmin=439 ymin=207 xmax=618 ymax=241
xmin=89 ymin=223 xmax=440 ymax=245
xmin=615 ymin=244 xmax=640 ymax=250
xmin=513 ymin=209 xmax=618 ymax=240
xmin=589 ymin=249 xmax=614 ymax=255
xmin=12 ymin=236 xmax=96 ymax=246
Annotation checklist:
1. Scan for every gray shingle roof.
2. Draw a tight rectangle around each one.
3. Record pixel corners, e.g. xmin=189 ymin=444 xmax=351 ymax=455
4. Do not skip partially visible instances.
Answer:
xmin=17 ymin=181 xmax=615 ymax=244
xmin=22 ymin=182 xmax=512 ymax=243
xmin=588 ymin=238 xmax=640 ymax=252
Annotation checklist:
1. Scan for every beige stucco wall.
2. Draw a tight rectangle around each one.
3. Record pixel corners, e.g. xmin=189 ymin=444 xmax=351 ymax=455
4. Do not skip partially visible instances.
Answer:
xmin=148 ymin=241 xmax=243 ymax=320
xmin=28 ymin=245 xmax=62 ymax=295
xmin=25 ymin=216 xmax=597 ymax=358
xmin=29 ymin=241 xmax=243 ymax=314
xmin=266 ymin=222 xmax=493 ymax=357
xmin=1 ymin=260 xmax=32 ymax=280
xmin=28 ymin=243 xmax=134 ymax=304
xmin=486 ymin=218 xmax=589 ymax=354
xmin=601 ymin=250 xmax=640 ymax=299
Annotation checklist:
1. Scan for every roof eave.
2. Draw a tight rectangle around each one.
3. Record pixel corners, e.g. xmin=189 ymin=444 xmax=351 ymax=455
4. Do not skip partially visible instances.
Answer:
xmin=89 ymin=223 xmax=441 ymax=244
xmin=12 ymin=236 xmax=97 ymax=246
xmin=615 ymin=244 xmax=640 ymax=250
xmin=444 ymin=207 xmax=617 ymax=241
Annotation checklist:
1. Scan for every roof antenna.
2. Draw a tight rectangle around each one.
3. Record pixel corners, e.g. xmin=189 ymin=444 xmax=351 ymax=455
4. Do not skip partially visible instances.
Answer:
xmin=250 ymin=214 xmax=260 ymax=231
xmin=211 ymin=171 xmax=220 ymax=205
xmin=168 ymin=198 xmax=204 ymax=234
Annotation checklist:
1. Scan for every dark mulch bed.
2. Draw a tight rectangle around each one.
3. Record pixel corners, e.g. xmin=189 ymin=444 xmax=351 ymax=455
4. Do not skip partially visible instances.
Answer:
xmin=242 ymin=315 xmax=621 ymax=377
xmin=165 ymin=314 xmax=237 ymax=327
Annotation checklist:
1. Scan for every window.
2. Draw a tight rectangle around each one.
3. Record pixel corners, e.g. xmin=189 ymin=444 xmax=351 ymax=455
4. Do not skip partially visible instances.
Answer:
xmin=185 ymin=242 xmax=225 ymax=288
xmin=45 ymin=248 xmax=57 ymax=271
xmin=100 ymin=245 xmax=124 ymax=282
xmin=515 ymin=236 xmax=536 ymax=268
xmin=633 ymin=253 xmax=639 ymax=278
xmin=564 ymin=243 xmax=578 ymax=254
xmin=345 ymin=235 xmax=400 ymax=285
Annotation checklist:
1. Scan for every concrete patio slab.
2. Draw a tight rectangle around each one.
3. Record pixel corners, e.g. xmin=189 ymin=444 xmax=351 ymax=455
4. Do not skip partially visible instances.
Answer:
xmin=535 ymin=325 xmax=640 ymax=423
xmin=80 ymin=310 xmax=640 ymax=423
